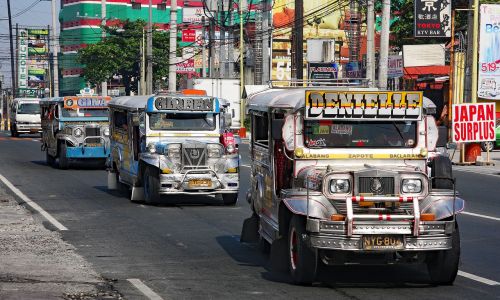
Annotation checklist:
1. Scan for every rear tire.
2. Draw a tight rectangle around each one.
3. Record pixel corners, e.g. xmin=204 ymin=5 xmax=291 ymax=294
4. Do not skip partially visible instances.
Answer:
xmin=222 ymin=193 xmax=238 ymax=206
xmin=426 ymin=221 xmax=460 ymax=285
xmin=288 ymin=215 xmax=317 ymax=285
xmin=58 ymin=143 xmax=69 ymax=170
xmin=431 ymin=156 xmax=453 ymax=189
xmin=143 ymin=167 xmax=160 ymax=205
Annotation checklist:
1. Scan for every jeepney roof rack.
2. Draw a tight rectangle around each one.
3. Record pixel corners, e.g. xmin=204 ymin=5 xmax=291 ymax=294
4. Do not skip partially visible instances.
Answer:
xmin=269 ymin=78 xmax=370 ymax=88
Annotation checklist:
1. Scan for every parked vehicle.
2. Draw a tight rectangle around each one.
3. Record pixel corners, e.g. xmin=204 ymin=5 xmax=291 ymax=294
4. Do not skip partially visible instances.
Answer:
xmin=241 ymin=87 xmax=464 ymax=285
xmin=106 ymin=91 xmax=240 ymax=205
xmin=10 ymin=98 xmax=42 ymax=136
xmin=40 ymin=94 xmax=111 ymax=169
xmin=481 ymin=120 xmax=500 ymax=151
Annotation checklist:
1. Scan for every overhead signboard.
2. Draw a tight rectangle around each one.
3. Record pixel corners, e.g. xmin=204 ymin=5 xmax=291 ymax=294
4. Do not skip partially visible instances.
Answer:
xmin=182 ymin=29 xmax=196 ymax=43
xmin=403 ymin=44 xmax=445 ymax=67
xmin=388 ymin=55 xmax=404 ymax=78
xmin=17 ymin=29 xmax=29 ymax=90
xmin=478 ymin=4 xmax=500 ymax=100
xmin=452 ymin=103 xmax=496 ymax=143
xmin=414 ymin=0 xmax=451 ymax=38
xmin=305 ymin=91 xmax=423 ymax=120
xmin=182 ymin=7 xmax=204 ymax=23
xmin=308 ymin=62 xmax=338 ymax=80
xmin=176 ymin=59 xmax=195 ymax=74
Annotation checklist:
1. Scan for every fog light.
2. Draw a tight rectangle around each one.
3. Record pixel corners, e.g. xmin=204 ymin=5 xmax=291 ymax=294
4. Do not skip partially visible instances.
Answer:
xmin=330 ymin=214 xmax=345 ymax=221
xmin=421 ymin=213 xmax=436 ymax=221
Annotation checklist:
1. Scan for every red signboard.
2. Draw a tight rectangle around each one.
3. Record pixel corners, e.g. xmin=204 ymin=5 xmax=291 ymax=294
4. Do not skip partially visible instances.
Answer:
xmin=176 ymin=59 xmax=195 ymax=74
xmin=452 ymin=103 xmax=496 ymax=143
xmin=182 ymin=29 xmax=196 ymax=43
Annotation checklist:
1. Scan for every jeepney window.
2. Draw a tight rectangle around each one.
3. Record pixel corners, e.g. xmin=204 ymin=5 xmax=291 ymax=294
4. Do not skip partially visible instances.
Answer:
xmin=252 ymin=113 xmax=269 ymax=147
xmin=113 ymin=111 xmax=128 ymax=132
xmin=61 ymin=107 xmax=108 ymax=118
xmin=304 ymin=120 xmax=417 ymax=148
xmin=148 ymin=113 xmax=216 ymax=131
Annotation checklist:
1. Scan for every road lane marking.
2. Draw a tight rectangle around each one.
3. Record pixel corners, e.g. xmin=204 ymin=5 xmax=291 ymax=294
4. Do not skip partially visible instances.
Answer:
xmin=0 ymin=173 xmax=68 ymax=231
xmin=462 ymin=211 xmax=500 ymax=221
xmin=458 ymin=271 xmax=500 ymax=286
xmin=127 ymin=279 xmax=164 ymax=300
xmin=241 ymin=165 xmax=251 ymax=168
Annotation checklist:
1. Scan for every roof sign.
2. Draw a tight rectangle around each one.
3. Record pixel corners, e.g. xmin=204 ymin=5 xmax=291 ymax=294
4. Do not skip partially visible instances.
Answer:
xmin=305 ymin=91 xmax=423 ymax=120
xmin=64 ymin=96 xmax=110 ymax=109
xmin=153 ymin=96 xmax=215 ymax=112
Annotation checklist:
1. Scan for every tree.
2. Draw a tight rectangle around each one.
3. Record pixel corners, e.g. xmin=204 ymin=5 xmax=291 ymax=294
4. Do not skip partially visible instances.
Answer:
xmin=78 ymin=20 xmax=171 ymax=95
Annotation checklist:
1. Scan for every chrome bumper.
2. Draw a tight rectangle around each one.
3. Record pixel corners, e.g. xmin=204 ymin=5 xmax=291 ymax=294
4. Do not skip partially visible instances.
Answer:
xmin=307 ymin=219 xmax=455 ymax=251
xmin=159 ymin=169 xmax=239 ymax=195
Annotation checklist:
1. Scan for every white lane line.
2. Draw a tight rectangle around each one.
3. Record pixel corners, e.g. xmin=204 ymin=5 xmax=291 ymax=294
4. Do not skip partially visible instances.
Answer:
xmin=241 ymin=165 xmax=251 ymax=168
xmin=458 ymin=271 xmax=500 ymax=286
xmin=0 ymin=173 xmax=68 ymax=231
xmin=462 ymin=211 xmax=500 ymax=221
xmin=127 ymin=279 xmax=164 ymax=300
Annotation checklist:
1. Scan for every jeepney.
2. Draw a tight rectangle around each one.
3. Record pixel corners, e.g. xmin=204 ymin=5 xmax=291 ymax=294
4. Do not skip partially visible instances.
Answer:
xmin=106 ymin=92 xmax=240 ymax=205
xmin=241 ymin=87 xmax=464 ymax=285
xmin=40 ymin=93 xmax=111 ymax=169
xmin=10 ymin=98 xmax=42 ymax=136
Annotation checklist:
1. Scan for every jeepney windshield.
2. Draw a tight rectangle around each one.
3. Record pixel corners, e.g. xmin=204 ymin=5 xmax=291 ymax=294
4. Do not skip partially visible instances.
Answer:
xmin=304 ymin=120 xmax=417 ymax=148
xmin=61 ymin=107 xmax=108 ymax=118
xmin=149 ymin=112 xmax=216 ymax=131
xmin=17 ymin=103 xmax=40 ymax=114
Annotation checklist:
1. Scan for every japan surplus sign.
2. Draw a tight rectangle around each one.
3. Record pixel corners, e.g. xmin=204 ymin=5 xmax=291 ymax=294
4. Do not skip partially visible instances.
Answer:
xmin=478 ymin=4 xmax=500 ymax=100
xmin=414 ymin=0 xmax=451 ymax=38
xmin=452 ymin=103 xmax=496 ymax=143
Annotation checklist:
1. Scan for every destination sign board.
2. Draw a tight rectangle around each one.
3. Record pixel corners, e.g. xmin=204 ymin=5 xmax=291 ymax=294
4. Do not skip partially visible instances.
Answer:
xmin=154 ymin=97 xmax=214 ymax=111
xmin=64 ymin=96 xmax=111 ymax=109
xmin=305 ymin=91 xmax=423 ymax=120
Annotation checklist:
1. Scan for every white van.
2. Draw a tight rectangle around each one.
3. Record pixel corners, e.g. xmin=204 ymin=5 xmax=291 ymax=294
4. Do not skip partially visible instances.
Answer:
xmin=10 ymin=98 xmax=42 ymax=137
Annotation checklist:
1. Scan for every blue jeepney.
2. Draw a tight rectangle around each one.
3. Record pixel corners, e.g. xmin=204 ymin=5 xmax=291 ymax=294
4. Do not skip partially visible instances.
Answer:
xmin=107 ymin=92 xmax=240 ymax=205
xmin=40 ymin=93 xmax=111 ymax=169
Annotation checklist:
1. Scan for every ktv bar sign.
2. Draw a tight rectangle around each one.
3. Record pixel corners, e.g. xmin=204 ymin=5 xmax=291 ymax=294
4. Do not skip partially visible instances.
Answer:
xmin=452 ymin=103 xmax=496 ymax=143
xmin=414 ymin=0 xmax=451 ymax=38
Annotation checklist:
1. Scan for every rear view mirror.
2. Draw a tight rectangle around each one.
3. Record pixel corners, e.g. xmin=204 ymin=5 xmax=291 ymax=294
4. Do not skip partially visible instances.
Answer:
xmin=224 ymin=113 xmax=232 ymax=127
xmin=436 ymin=126 xmax=448 ymax=148
xmin=271 ymin=119 xmax=284 ymax=140
xmin=446 ymin=142 xmax=457 ymax=150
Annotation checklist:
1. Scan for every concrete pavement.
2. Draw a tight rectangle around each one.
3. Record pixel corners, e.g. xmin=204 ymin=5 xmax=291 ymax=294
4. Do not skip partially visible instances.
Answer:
xmin=0 ymin=184 xmax=122 ymax=299
xmin=450 ymin=148 xmax=500 ymax=176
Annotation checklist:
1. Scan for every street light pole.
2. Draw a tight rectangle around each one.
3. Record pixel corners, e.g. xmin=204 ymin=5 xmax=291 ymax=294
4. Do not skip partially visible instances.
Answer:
xmin=471 ymin=0 xmax=479 ymax=103
xmin=378 ymin=0 xmax=390 ymax=90
xmin=366 ymin=0 xmax=375 ymax=87
xmin=51 ymin=0 xmax=59 ymax=97
xmin=168 ymin=0 xmax=178 ymax=92
xmin=239 ymin=0 xmax=245 ymax=137
xmin=101 ymin=0 xmax=107 ymax=96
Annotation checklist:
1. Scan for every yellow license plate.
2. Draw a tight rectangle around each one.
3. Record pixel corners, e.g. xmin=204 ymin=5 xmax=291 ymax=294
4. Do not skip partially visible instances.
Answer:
xmin=363 ymin=235 xmax=404 ymax=250
xmin=188 ymin=179 xmax=211 ymax=188
xmin=86 ymin=143 xmax=102 ymax=147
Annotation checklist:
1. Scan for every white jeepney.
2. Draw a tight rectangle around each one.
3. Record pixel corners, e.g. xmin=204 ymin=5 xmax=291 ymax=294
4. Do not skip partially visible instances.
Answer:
xmin=10 ymin=98 xmax=42 ymax=136
xmin=107 ymin=92 xmax=240 ymax=205
xmin=241 ymin=87 xmax=464 ymax=285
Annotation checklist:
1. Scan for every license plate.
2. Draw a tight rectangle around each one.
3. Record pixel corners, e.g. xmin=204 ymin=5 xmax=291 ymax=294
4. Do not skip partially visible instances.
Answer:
xmin=363 ymin=235 xmax=404 ymax=250
xmin=86 ymin=143 xmax=102 ymax=147
xmin=188 ymin=179 xmax=211 ymax=188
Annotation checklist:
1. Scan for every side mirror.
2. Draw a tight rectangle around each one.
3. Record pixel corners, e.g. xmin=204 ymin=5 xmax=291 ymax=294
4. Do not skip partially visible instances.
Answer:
xmin=132 ymin=114 xmax=140 ymax=126
xmin=446 ymin=142 xmax=457 ymax=150
xmin=271 ymin=119 xmax=284 ymax=140
xmin=224 ymin=113 xmax=232 ymax=127
xmin=436 ymin=126 xmax=448 ymax=148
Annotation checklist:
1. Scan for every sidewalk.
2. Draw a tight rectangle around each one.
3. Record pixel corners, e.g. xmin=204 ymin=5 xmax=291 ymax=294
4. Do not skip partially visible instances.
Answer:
xmin=449 ymin=148 xmax=500 ymax=176
xmin=0 ymin=185 xmax=122 ymax=299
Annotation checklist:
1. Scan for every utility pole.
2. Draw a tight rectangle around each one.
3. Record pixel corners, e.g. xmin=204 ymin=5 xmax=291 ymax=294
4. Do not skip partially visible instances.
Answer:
xmin=219 ymin=0 xmax=226 ymax=78
xmin=239 ymin=0 xmax=245 ymax=137
xmin=140 ymin=28 xmax=146 ymax=95
xmin=101 ymin=0 xmax=107 ymax=96
xmin=168 ymin=0 xmax=178 ymax=92
xmin=50 ymin=0 xmax=59 ymax=97
xmin=146 ymin=0 xmax=153 ymax=94
xmin=293 ymin=0 xmax=304 ymax=82
xmin=254 ymin=2 xmax=263 ymax=85
xmin=261 ymin=0 xmax=270 ymax=84
xmin=378 ymin=0 xmax=390 ymax=90
xmin=209 ymin=18 xmax=215 ymax=77
xmin=471 ymin=0 xmax=479 ymax=103
xmin=6 ymin=0 xmax=15 ymax=130
xmin=366 ymin=0 xmax=375 ymax=87
xmin=202 ymin=16 xmax=207 ymax=78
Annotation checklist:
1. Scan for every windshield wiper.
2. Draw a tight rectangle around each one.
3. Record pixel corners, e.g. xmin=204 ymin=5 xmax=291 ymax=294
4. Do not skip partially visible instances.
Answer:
xmin=392 ymin=122 xmax=405 ymax=143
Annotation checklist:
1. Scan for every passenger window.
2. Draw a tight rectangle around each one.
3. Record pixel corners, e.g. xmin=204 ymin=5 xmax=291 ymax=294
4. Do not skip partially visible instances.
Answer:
xmin=253 ymin=113 xmax=269 ymax=148
xmin=113 ymin=111 xmax=128 ymax=132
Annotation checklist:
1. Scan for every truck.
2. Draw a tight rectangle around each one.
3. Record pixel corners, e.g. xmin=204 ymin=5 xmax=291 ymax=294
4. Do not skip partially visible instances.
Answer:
xmin=10 ymin=98 xmax=42 ymax=136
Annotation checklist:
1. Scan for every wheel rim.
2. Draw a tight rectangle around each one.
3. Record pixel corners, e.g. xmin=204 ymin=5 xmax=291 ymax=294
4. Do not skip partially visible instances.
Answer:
xmin=289 ymin=227 xmax=298 ymax=270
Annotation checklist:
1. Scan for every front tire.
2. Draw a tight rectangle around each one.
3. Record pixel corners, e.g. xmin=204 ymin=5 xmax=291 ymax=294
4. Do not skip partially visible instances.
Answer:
xmin=46 ymin=150 xmax=55 ymax=167
xmin=11 ymin=127 xmax=18 ymax=137
xmin=288 ymin=215 xmax=317 ymax=285
xmin=58 ymin=142 xmax=69 ymax=169
xmin=431 ymin=156 xmax=453 ymax=189
xmin=426 ymin=221 xmax=460 ymax=285
xmin=222 ymin=193 xmax=238 ymax=206
xmin=143 ymin=167 xmax=160 ymax=205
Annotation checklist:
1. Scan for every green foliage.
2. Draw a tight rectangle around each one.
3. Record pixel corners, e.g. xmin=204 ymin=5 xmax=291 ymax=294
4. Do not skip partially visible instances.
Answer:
xmin=77 ymin=20 xmax=170 ymax=94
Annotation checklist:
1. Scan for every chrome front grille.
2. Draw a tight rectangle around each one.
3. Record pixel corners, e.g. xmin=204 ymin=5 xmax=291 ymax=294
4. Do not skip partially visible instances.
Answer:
xmin=182 ymin=147 xmax=207 ymax=169
xmin=358 ymin=177 xmax=395 ymax=195
xmin=85 ymin=127 xmax=100 ymax=137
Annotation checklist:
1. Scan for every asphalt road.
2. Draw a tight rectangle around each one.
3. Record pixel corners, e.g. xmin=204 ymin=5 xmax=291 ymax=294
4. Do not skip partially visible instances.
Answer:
xmin=0 ymin=131 xmax=499 ymax=299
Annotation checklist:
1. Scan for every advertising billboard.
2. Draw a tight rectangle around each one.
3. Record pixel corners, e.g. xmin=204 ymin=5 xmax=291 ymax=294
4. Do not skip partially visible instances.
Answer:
xmin=452 ymin=103 xmax=496 ymax=143
xmin=16 ymin=28 xmax=49 ymax=97
xmin=478 ymin=4 xmax=500 ymax=100
xmin=414 ymin=0 xmax=451 ymax=38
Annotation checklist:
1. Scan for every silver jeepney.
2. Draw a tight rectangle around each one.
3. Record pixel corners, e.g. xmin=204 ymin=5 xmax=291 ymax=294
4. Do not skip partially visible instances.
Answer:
xmin=107 ymin=93 xmax=240 ymax=205
xmin=241 ymin=87 xmax=464 ymax=285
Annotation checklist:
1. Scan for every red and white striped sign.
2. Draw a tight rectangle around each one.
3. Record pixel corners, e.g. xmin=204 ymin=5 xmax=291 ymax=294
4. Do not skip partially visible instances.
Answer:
xmin=452 ymin=103 xmax=496 ymax=143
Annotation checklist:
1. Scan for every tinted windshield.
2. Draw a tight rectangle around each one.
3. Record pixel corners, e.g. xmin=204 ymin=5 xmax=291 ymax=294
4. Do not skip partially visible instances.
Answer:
xmin=17 ymin=103 xmax=40 ymax=114
xmin=304 ymin=120 xmax=417 ymax=148
xmin=149 ymin=113 xmax=216 ymax=131
xmin=61 ymin=108 xmax=108 ymax=118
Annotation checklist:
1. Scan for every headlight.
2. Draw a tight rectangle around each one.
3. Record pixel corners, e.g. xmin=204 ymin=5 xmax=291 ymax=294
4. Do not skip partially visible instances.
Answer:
xmin=167 ymin=143 xmax=181 ymax=158
xmin=103 ymin=127 xmax=110 ymax=136
xmin=226 ymin=144 xmax=236 ymax=154
xmin=73 ymin=128 xmax=83 ymax=137
xmin=208 ymin=144 xmax=223 ymax=158
xmin=402 ymin=179 xmax=422 ymax=193
xmin=330 ymin=179 xmax=350 ymax=193
xmin=147 ymin=143 xmax=157 ymax=154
